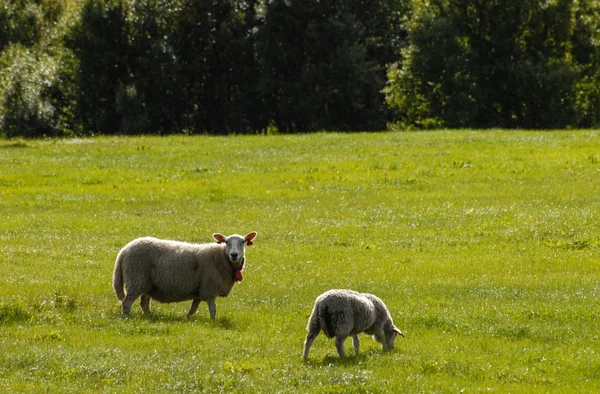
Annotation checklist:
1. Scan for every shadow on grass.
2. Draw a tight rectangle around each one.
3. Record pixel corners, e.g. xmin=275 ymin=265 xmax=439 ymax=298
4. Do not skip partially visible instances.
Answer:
xmin=304 ymin=353 xmax=370 ymax=367
xmin=188 ymin=315 xmax=237 ymax=330
xmin=0 ymin=141 xmax=29 ymax=149
xmin=110 ymin=311 xmax=237 ymax=330
xmin=305 ymin=347 xmax=400 ymax=367
xmin=0 ymin=303 xmax=31 ymax=324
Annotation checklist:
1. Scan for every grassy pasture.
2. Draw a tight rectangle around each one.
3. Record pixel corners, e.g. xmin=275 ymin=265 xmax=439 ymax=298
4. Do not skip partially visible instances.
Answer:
xmin=0 ymin=130 xmax=599 ymax=393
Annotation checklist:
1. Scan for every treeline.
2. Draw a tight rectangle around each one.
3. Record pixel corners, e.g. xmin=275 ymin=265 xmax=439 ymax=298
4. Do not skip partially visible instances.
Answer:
xmin=0 ymin=0 xmax=599 ymax=137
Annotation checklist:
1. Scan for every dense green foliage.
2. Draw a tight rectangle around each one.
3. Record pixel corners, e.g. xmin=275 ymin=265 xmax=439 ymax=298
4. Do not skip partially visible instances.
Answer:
xmin=0 ymin=131 xmax=599 ymax=392
xmin=70 ymin=0 xmax=265 ymax=135
xmin=0 ymin=0 xmax=599 ymax=136
xmin=65 ymin=0 xmax=407 ymax=135
xmin=0 ymin=0 xmax=80 ymax=137
xmin=385 ymin=0 xmax=600 ymax=129
xmin=255 ymin=0 xmax=406 ymax=132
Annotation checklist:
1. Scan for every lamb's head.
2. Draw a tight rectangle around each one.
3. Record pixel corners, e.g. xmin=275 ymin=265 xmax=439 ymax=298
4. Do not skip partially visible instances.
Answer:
xmin=374 ymin=320 xmax=404 ymax=351
xmin=213 ymin=232 xmax=257 ymax=263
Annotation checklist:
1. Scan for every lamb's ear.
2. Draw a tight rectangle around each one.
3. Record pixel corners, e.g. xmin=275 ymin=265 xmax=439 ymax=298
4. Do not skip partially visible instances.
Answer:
xmin=393 ymin=327 xmax=404 ymax=337
xmin=245 ymin=231 xmax=257 ymax=246
xmin=213 ymin=233 xmax=227 ymax=244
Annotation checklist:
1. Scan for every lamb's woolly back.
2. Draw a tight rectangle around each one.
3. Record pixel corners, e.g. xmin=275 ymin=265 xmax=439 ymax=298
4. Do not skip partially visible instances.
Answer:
xmin=362 ymin=293 xmax=395 ymax=333
xmin=308 ymin=289 xmax=376 ymax=337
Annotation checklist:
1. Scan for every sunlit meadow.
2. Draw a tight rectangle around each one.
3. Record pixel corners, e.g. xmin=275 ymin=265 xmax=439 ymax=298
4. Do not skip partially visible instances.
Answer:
xmin=0 ymin=130 xmax=599 ymax=392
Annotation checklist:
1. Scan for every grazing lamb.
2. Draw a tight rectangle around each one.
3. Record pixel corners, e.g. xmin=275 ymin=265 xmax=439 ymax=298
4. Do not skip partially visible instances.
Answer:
xmin=112 ymin=232 xmax=257 ymax=319
xmin=303 ymin=289 xmax=403 ymax=360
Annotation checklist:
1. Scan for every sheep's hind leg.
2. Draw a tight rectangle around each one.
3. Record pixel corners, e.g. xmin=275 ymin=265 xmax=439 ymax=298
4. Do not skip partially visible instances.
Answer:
xmin=335 ymin=336 xmax=347 ymax=358
xmin=187 ymin=298 xmax=201 ymax=318
xmin=352 ymin=335 xmax=360 ymax=356
xmin=207 ymin=298 xmax=217 ymax=320
xmin=140 ymin=295 xmax=151 ymax=314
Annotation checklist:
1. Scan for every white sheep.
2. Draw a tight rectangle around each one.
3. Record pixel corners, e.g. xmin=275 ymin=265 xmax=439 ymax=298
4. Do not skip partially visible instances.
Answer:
xmin=112 ymin=232 xmax=257 ymax=319
xmin=303 ymin=289 xmax=403 ymax=360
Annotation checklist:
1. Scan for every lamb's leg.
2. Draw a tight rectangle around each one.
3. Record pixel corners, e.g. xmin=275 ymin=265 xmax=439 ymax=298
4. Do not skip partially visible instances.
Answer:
xmin=140 ymin=295 xmax=151 ymax=314
xmin=207 ymin=298 xmax=217 ymax=320
xmin=352 ymin=335 xmax=360 ymax=356
xmin=335 ymin=336 xmax=347 ymax=358
xmin=303 ymin=331 xmax=319 ymax=361
xmin=187 ymin=298 xmax=201 ymax=318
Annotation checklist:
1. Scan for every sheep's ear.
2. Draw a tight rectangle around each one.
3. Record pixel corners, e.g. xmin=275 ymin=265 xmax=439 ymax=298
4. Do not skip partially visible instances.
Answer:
xmin=393 ymin=327 xmax=404 ymax=337
xmin=213 ymin=233 xmax=227 ymax=244
xmin=245 ymin=231 xmax=257 ymax=246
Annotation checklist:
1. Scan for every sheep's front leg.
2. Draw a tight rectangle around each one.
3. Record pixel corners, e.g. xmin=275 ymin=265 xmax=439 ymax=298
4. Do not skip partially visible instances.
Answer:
xmin=335 ymin=336 xmax=347 ymax=358
xmin=352 ymin=335 xmax=360 ymax=356
xmin=187 ymin=298 xmax=201 ymax=318
xmin=207 ymin=298 xmax=217 ymax=320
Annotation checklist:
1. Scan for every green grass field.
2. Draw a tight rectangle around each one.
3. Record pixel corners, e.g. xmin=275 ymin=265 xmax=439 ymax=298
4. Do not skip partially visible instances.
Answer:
xmin=0 ymin=130 xmax=599 ymax=393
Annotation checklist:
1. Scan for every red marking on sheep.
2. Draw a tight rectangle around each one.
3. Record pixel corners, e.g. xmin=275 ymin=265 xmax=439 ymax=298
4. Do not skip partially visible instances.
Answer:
xmin=228 ymin=258 xmax=244 ymax=282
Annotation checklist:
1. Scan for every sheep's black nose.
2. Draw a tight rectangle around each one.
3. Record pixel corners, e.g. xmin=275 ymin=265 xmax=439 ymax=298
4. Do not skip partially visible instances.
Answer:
xmin=230 ymin=253 xmax=238 ymax=261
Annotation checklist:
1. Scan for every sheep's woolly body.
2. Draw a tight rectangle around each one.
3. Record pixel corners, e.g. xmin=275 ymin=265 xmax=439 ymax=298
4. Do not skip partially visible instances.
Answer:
xmin=303 ymin=289 xmax=403 ymax=360
xmin=308 ymin=290 xmax=376 ymax=338
xmin=113 ymin=233 xmax=256 ymax=319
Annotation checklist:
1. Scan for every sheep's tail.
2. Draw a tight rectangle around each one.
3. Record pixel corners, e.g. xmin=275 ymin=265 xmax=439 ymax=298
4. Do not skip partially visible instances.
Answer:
xmin=319 ymin=304 xmax=335 ymax=338
xmin=112 ymin=251 xmax=126 ymax=301
xmin=306 ymin=303 xmax=321 ymax=336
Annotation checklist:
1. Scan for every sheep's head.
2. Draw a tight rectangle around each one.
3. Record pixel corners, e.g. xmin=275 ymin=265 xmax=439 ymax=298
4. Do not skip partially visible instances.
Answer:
xmin=213 ymin=232 xmax=257 ymax=264
xmin=375 ymin=321 xmax=404 ymax=351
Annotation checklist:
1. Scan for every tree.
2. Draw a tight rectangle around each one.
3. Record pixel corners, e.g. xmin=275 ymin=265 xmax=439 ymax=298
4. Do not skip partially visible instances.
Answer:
xmin=171 ymin=0 xmax=264 ymax=134
xmin=256 ymin=0 xmax=407 ymax=132
xmin=69 ymin=0 xmax=262 ymax=135
xmin=386 ymin=0 xmax=592 ymax=129
xmin=0 ymin=0 xmax=81 ymax=137
xmin=572 ymin=0 xmax=600 ymax=127
xmin=0 ymin=0 xmax=45 ymax=51
xmin=68 ymin=0 xmax=133 ymax=134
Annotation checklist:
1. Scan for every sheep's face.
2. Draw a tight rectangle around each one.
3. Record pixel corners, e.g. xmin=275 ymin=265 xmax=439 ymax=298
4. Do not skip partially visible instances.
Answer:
xmin=213 ymin=232 xmax=257 ymax=264
xmin=384 ymin=329 xmax=398 ymax=350
xmin=375 ymin=323 xmax=404 ymax=351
